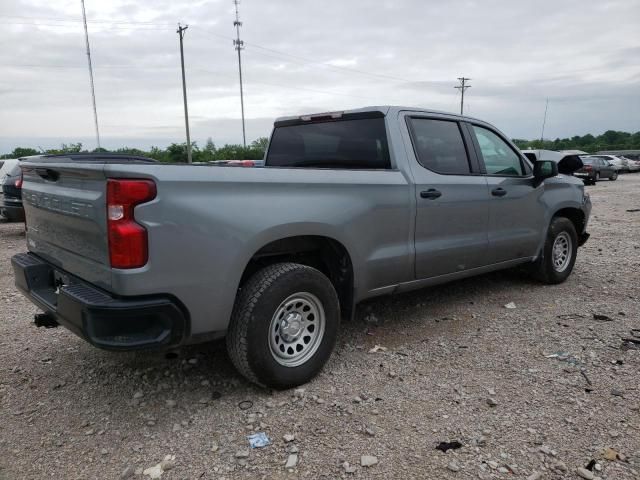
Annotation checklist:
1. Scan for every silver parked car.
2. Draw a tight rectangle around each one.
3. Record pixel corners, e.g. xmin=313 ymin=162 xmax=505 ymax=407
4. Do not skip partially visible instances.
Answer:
xmin=590 ymin=155 xmax=629 ymax=172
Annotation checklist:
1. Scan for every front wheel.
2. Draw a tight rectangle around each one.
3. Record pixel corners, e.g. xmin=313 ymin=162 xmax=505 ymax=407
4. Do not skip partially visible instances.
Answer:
xmin=529 ymin=217 xmax=578 ymax=284
xmin=611 ymin=171 xmax=618 ymax=181
xmin=226 ymin=263 xmax=340 ymax=389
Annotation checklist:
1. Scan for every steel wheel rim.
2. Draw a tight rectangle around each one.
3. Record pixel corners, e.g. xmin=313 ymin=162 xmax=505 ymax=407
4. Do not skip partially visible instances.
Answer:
xmin=268 ymin=292 xmax=326 ymax=367
xmin=552 ymin=231 xmax=572 ymax=272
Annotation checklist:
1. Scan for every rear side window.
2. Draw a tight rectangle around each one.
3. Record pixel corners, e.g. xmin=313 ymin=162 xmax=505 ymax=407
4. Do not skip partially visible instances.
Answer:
xmin=472 ymin=126 xmax=525 ymax=176
xmin=266 ymin=117 xmax=390 ymax=169
xmin=407 ymin=118 xmax=470 ymax=174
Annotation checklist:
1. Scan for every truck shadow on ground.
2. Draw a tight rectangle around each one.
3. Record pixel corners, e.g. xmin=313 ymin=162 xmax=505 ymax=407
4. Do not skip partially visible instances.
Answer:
xmin=42 ymin=267 xmax=540 ymax=409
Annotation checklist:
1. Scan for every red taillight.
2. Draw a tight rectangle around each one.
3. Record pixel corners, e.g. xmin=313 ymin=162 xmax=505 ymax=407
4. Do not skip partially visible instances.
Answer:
xmin=106 ymin=179 xmax=156 ymax=269
xmin=227 ymin=160 xmax=255 ymax=167
xmin=15 ymin=174 xmax=23 ymax=188
xmin=584 ymin=165 xmax=592 ymax=171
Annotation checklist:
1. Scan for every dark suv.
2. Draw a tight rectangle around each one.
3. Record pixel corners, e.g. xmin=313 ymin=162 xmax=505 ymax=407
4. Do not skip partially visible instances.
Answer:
xmin=575 ymin=156 xmax=617 ymax=185
xmin=0 ymin=162 xmax=25 ymax=221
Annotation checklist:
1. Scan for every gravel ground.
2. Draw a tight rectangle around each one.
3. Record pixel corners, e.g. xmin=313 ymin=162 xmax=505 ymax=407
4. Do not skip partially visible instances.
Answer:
xmin=0 ymin=175 xmax=639 ymax=480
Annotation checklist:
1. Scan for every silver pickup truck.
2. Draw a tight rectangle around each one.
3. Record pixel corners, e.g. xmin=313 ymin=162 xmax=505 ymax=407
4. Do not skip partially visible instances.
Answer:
xmin=12 ymin=106 xmax=591 ymax=388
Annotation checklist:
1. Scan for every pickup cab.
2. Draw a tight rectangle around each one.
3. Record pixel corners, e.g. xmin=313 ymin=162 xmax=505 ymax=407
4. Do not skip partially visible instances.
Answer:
xmin=12 ymin=106 xmax=591 ymax=388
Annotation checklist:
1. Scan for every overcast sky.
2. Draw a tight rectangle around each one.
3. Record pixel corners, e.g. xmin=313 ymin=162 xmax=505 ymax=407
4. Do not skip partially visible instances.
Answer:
xmin=1 ymin=0 xmax=639 ymax=153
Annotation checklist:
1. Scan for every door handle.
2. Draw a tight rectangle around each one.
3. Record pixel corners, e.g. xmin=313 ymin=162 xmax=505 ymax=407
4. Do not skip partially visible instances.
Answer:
xmin=491 ymin=187 xmax=507 ymax=197
xmin=420 ymin=189 xmax=442 ymax=199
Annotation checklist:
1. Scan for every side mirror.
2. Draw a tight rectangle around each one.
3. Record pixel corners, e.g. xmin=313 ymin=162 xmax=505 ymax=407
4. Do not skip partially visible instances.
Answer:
xmin=533 ymin=160 xmax=558 ymax=185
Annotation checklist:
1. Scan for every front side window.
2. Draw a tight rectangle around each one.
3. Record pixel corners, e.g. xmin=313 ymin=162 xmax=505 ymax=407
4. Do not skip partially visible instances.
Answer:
xmin=472 ymin=126 xmax=525 ymax=176
xmin=408 ymin=118 xmax=470 ymax=174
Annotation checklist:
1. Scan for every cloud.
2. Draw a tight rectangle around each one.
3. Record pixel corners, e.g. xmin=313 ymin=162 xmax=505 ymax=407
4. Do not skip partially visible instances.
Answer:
xmin=0 ymin=0 xmax=639 ymax=153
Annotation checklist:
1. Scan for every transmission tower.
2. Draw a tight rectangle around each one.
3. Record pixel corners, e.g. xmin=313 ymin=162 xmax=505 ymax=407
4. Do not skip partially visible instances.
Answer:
xmin=80 ymin=0 xmax=101 ymax=150
xmin=233 ymin=0 xmax=246 ymax=148
xmin=454 ymin=77 xmax=471 ymax=115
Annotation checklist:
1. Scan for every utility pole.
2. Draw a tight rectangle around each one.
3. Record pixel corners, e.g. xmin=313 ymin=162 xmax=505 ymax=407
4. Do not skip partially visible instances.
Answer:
xmin=80 ymin=0 xmax=101 ymax=150
xmin=540 ymin=98 xmax=549 ymax=142
xmin=454 ymin=77 xmax=471 ymax=115
xmin=177 ymin=23 xmax=192 ymax=163
xmin=233 ymin=0 xmax=247 ymax=148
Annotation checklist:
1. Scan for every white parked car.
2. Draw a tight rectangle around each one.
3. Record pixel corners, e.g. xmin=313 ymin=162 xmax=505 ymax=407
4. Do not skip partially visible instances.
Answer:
xmin=621 ymin=156 xmax=640 ymax=172
xmin=0 ymin=159 xmax=19 ymax=183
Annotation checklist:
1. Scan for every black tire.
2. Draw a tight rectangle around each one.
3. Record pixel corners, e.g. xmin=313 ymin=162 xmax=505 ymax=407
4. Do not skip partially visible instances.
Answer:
xmin=529 ymin=217 xmax=578 ymax=284
xmin=226 ymin=263 xmax=340 ymax=389
xmin=611 ymin=171 xmax=618 ymax=181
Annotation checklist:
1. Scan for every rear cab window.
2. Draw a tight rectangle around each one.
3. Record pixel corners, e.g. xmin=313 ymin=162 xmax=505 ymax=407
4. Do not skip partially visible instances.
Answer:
xmin=266 ymin=113 xmax=391 ymax=169
xmin=406 ymin=118 xmax=471 ymax=175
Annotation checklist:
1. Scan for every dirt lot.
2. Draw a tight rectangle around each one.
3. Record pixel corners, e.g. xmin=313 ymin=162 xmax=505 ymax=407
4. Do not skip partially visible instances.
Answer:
xmin=0 ymin=176 xmax=638 ymax=480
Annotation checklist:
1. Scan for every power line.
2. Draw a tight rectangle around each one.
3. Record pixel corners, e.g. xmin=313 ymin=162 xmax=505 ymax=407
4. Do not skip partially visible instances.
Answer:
xmin=192 ymin=67 xmax=380 ymax=102
xmin=81 ymin=0 xmax=100 ymax=150
xmin=8 ymin=17 xmax=422 ymax=87
xmin=5 ymin=63 xmax=176 ymax=69
xmin=0 ymin=14 xmax=176 ymax=25
xmin=6 ymin=62 xmax=380 ymax=102
xmin=0 ymin=21 xmax=174 ymax=30
xmin=190 ymin=25 xmax=416 ymax=85
xmin=246 ymin=43 xmax=414 ymax=83
xmin=454 ymin=77 xmax=471 ymax=115
xmin=6 ymin=15 xmax=423 ymax=87
xmin=232 ymin=0 xmax=246 ymax=148
xmin=177 ymin=23 xmax=192 ymax=164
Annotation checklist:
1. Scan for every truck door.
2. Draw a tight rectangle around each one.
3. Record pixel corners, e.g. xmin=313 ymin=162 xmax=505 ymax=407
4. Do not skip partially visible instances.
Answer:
xmin=466 ymin=123 xmax=545 ymax=263
xmin=401 ymin=114 xmax=490 ymax=279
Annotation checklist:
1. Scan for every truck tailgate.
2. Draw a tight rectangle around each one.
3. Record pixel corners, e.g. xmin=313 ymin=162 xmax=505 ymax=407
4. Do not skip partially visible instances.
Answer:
xmin=21 ymin=162 xmax=112 ymax=289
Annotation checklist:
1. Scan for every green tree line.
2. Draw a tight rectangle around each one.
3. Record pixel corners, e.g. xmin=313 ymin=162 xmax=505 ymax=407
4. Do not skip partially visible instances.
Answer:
xmin=1 ymin=137 xmax=269 ymax=162
xmin=512 ymin=130 xmax=640 ymax=152
xmin=3 ymin=130 xmax=640 ymax=161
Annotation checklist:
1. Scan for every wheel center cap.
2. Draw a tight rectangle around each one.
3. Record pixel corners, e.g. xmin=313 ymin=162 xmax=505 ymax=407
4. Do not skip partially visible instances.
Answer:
xmin=281 ymin=313 xmax=303 ymax=340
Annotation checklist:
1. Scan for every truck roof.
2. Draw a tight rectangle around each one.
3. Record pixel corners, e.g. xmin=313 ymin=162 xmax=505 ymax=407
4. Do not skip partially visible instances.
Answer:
xmin=274 ymin=105 xmax=486 ymax=125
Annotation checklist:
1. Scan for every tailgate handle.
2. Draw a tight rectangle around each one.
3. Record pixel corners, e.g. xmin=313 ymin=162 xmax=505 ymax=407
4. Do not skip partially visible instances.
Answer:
xmin=35 ymin=168 xmax=60 ymax=182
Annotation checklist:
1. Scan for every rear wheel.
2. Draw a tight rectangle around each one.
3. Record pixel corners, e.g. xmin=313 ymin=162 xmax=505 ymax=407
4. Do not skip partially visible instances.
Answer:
xmin=595 ymin=172 xmax=600 ymax=182
xmin=529 ymin=217 xmax=578 ymax=284
xmin=226 ymin=263 xmax=340 ymax=389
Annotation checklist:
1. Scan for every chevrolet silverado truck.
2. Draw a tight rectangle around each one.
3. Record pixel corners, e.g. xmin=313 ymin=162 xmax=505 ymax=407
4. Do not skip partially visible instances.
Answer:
xmin=12 ymin=106 xmax=591 ymax=389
